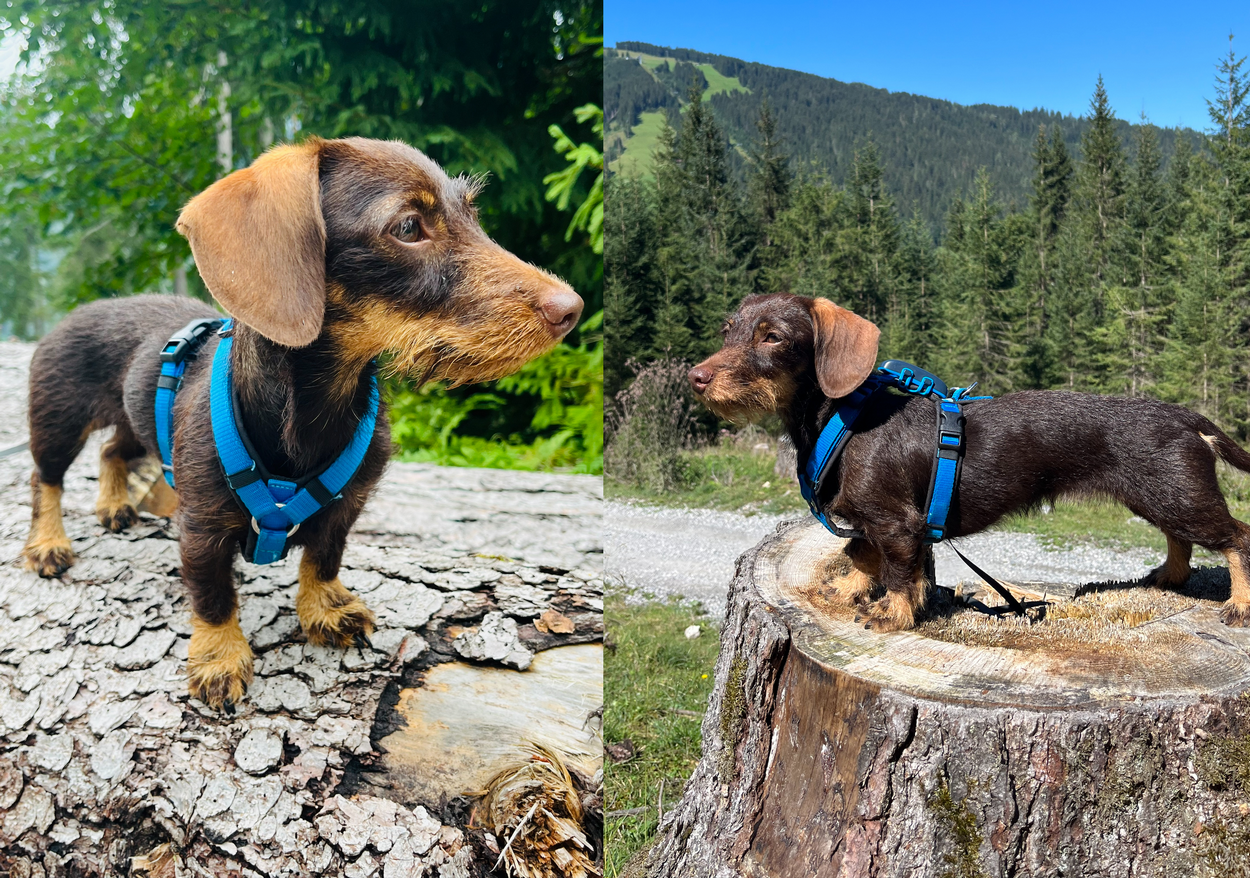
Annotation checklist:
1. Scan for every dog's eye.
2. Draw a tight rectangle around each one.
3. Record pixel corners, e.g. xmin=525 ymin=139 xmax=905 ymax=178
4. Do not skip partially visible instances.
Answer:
xmin=391 ymin=216 xmax=426 ymax=244
xmin=763 ymin=332 xmax=782 ymax=345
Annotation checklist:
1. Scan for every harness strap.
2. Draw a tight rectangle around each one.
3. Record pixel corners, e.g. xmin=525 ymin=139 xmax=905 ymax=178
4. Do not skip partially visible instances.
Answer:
xmin=155 ymin=318 xmax=225 ymax=488
xmin=210 ymin=319 xmax=380 ymax=565
xmin=210 ymin=322 xmax=380 ymax=565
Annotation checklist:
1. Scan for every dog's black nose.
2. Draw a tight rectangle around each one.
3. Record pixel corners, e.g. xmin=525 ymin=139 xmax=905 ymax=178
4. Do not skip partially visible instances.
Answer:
xmin=690 ymin=366 xmax=713 ymax=394
xmin=539 ymin=288 xmax=584 ymax=339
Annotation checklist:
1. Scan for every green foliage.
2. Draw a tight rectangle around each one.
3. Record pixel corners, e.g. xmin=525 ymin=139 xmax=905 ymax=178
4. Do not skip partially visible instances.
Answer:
xmin=603 ymin=591 xmax=719 ymax=877
xmin=0 ymin=0 xmax=603 ymax=472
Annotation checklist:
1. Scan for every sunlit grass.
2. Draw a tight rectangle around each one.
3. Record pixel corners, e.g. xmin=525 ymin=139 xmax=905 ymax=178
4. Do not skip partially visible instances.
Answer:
xmin=604 ymin=592 xmax=719 ymax=877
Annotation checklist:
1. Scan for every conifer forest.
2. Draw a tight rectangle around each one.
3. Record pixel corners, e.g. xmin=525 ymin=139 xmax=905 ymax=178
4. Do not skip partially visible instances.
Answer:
xmin=604 ymin=44 xmax=1250 ymax=449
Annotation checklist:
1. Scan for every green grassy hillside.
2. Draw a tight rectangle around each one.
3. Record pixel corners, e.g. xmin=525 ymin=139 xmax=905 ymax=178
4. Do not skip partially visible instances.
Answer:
xmin=606 ymin=41 xmax=1191 ymax=229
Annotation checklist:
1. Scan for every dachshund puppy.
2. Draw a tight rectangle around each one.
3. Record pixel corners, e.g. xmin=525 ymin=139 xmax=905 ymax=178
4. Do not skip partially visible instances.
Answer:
xmin=689 ymin=292 xmax=1250 ymax=632
xmin=23 ymin=137 xmax=582 ymax=708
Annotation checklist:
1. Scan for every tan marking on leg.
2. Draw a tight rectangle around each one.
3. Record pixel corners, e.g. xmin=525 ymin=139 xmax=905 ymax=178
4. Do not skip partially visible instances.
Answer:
xmin=187 ymin=611 xmax=254 ymax=709
xmin=1146 ymin=534 xmax=1192 ymax=590
xmin=1222 ymin=544 xmax=1250 ymax=626
xmin=23 ymin=478 xmax=75 ymax=577
xmin=95 ymin=447 xmax=138 ymax=532
xmin=297 ymin=553 xmax=375 ymax=647
xmin=860 ymin=564 xmax=927 ymax=633
xmin=832 ymin=544 xmax=879 ymax=605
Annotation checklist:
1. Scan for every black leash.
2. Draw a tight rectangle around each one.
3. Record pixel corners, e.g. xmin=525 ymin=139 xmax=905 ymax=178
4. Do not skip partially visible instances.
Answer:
xmin=948 ymin=544 xmax=1028 ymax=617
xmin=0 ymin=440 xmax=28 ymax=459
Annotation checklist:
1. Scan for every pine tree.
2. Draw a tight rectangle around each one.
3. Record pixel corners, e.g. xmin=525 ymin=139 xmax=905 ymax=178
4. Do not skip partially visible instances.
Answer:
xmin=1207 ymin=36 xmax=1250 ymax=435
xmin=747 ymin=97 xmax=793 ymax=249
xmin=847 ymin=141 xmax=901 ymax=321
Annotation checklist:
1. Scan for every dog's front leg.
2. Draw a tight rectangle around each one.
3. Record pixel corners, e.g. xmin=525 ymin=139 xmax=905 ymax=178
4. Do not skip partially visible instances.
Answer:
xmin=182 ymin=531 xmax=252 ymax=710
xmin=857 ymin=535 xmax=927 ymax=633
xmin=297 ymin=535 xmax=375 ymax=648
xmin=835 ymin=538 xmax=880 ymax=606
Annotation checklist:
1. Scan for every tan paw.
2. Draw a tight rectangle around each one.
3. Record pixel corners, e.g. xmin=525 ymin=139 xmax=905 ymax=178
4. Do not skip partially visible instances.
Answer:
xmin=23 ymin=542 xmax=75 ymax=578
xmin=187 ymin=616 xmax=254 ymax=711
xmin=855 ymin=593 xmax=917 ymax=633
xmin=97 ymin=503 xmax=139 ymax=533
xmin=298 ymin=581 xmax=376 ymax=648
xmin=1221 ymin=601 xmax=1250 ymax=628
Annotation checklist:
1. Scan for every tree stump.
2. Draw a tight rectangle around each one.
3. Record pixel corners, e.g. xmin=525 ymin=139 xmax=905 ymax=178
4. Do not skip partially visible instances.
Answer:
xmin=645 ymin=518 xmax=1250 ymax=878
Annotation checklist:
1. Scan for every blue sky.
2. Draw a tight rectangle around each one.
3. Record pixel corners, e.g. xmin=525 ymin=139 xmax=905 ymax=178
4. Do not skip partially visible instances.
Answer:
xmin=606 ymin=1 xmax=1250 ymax=131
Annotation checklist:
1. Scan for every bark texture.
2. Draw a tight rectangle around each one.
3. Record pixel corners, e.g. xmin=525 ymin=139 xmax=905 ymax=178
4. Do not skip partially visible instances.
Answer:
xmin=0 ymin=342 xmax=604 ymax=878
xmin=647 ymin=518 xmax=1250 ymax=878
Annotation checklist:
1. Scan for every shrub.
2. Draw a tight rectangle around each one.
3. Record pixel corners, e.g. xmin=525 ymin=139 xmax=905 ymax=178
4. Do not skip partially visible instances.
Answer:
xmin=605 ymin=358 xmax=702 ymax=492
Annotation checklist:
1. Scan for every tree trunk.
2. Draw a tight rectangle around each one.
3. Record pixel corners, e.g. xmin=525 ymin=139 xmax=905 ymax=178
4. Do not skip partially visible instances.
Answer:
xmin=645 ymin=518 xmax=1250 ymax=878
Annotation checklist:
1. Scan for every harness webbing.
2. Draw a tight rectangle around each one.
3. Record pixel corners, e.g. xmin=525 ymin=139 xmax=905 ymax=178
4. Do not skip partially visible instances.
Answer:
xmin=156 ymin=318 xmax=225 ymax=488
xmin=798 ymin=360 xmax=989 ymax=545
xmin=210 ymin=319 xmax=380 ymax=564
xmin=155 ymin=317 xmax=380 ymax=566
xmin=798 ymin=362 xmax=1031 ymax=616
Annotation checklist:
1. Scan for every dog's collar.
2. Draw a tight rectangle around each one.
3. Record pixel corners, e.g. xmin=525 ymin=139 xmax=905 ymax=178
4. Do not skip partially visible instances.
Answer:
xmin=797 ymin=361 xmax=991 ymax=544
xmin=155 ymin=317 xmax=380 ymax=566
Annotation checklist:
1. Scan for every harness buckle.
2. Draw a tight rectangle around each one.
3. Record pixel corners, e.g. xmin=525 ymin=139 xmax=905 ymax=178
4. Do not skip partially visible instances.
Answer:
xmin=160 ymin=319 xmax=222 ymax=365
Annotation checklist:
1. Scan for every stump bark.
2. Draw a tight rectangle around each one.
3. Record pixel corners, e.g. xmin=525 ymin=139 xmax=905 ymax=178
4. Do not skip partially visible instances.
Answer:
xmin=646 ymin=518 xmax=1250 ymax=878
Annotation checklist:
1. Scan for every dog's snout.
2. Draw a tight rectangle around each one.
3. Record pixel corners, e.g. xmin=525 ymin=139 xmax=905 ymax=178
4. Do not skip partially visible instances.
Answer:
xmin=690 ymin=366 xmax=713 ymax=394
xmin=539 ymin=288 xmax=584 ymax=339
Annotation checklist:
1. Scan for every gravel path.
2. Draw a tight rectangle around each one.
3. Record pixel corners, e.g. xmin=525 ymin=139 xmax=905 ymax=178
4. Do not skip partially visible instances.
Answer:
xmin=605 ymin=500 xmax=1164 ymax=618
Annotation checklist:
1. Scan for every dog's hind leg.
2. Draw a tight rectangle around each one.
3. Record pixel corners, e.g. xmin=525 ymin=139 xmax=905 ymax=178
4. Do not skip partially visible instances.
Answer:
xmin=96 ymin=422 xmax=145 ymax=533
xmin=1143 ymin=533 xmax=1193 ymax=590
xmin=1220 ymin=522 xmax=1250 ymax=627
xmin=23 ymin=418 xmax=95 ymax=577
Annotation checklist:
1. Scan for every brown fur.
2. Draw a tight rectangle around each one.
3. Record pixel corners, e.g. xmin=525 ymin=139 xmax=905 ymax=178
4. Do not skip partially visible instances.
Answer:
xmin=691 ymin=292 xmax=1250 ymax=632
xmin=23 ymin=137 xmax=582 ymax=709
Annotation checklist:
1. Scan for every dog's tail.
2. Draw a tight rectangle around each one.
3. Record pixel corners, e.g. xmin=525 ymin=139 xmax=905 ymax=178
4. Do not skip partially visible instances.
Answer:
xmin=1200 ymin=421 xmax=1250 ymax=474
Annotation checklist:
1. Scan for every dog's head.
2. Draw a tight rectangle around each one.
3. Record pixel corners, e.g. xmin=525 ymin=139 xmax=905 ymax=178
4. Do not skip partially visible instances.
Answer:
xmin=175 ymin=137 xmax=582 ymax=385
xmin=688 ymin=293 xmax=880 ymax=421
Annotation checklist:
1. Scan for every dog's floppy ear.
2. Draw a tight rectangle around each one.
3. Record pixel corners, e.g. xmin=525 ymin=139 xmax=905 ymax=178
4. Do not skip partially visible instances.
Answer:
xmin=809 ymin=296 xmax=881 ymax=399
xmin=176 ymin=141 xmax=326 ymax=348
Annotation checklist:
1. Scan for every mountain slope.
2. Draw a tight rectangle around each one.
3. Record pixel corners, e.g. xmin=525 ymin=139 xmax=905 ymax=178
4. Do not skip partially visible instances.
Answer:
xmin=606 ymin=41 xmax=1193 ymax=229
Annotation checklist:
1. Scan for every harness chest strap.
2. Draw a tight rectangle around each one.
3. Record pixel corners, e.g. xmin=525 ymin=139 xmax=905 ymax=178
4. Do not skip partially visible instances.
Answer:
xmin=155 ymin=317 xmax=380 ymax=565
xmin=798 ymin=361 xmax=988 ymax=545
xmin=156 ymin=318 xmax=225 ymax=488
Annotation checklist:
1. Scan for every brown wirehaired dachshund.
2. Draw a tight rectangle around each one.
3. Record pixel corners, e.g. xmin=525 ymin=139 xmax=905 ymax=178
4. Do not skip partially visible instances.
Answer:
xmin=689 ymin=292 xmax=1250 ymax=632
xmin=22 ymin=137 xmax=582 ymax=709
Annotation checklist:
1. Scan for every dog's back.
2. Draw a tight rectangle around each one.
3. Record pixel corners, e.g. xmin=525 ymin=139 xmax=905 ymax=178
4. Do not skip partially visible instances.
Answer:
xmin=28 ymin=295 xmax=219 ymax=482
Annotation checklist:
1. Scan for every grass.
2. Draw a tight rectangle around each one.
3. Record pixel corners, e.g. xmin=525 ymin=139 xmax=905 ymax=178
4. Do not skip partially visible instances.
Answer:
xmin=607 ymin=52 xmax=749 ymax=180
xmin=604 ymin=592 xmax=720 ymax=877
xmin=694 ymin=62 xmax=749 ymax=98
xmin=612 ymin=110 xmax=666 ymax=180
xmin=605 ymin=444 xmax=807 ymax=515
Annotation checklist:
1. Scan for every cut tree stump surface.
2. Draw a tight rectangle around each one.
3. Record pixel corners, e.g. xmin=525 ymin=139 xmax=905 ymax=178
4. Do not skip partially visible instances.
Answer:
xmin=646 ymin=517 xmax=1250 ymax=878
xmin=0 ymin=342 xmax=604 ymax=877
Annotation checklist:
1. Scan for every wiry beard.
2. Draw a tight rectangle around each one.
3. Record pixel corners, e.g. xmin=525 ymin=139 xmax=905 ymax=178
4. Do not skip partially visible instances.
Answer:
xmin=700 ymin=374 xmax=793 ymax=423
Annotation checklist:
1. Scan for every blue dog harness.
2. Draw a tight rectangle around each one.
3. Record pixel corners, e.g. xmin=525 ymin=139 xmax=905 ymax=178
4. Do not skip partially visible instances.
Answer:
xmin=156 ymin=317 xmax=380 ymax=565
xmin=798 ymin=361 xmax=1030 ymax=617
xmin=798 ymin=360 xmax=991 ymax=543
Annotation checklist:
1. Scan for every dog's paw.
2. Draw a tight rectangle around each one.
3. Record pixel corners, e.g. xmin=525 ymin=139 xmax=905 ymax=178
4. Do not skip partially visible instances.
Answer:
xmin=187 ymin=619 xmax=254 ymax=711
xmin=97 ymin=503 xmax=139 ymax=533
xmin=1221 ymin=601 xmax=1250 ymax=627
xmin=23 ymin=542 xmax=75 ymax=578
xmin=297 ymin=579 xmax=376 ymax=648
xmin=855 ymin=594 xmax=917 ymax=633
